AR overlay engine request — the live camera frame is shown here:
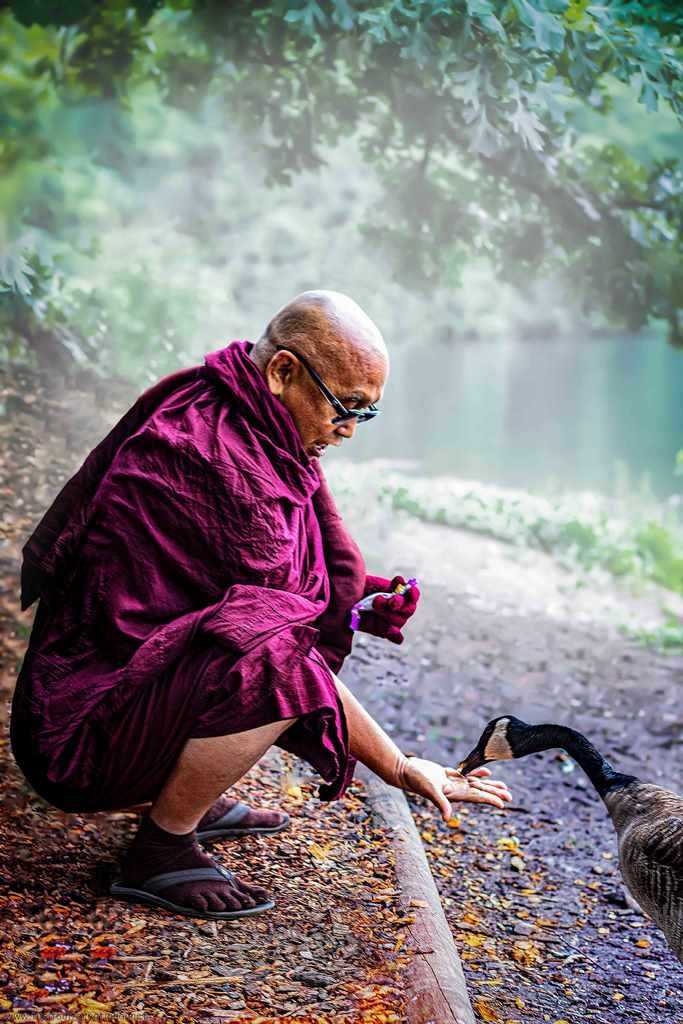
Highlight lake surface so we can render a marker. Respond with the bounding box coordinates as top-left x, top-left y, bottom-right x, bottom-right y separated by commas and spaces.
348, 330, 683, 500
